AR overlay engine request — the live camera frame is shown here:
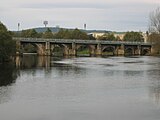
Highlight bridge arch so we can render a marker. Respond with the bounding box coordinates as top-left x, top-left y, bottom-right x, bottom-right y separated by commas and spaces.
141, 48, 151, 55
76, 45, 91, 56
51, 44, 64, 56
102, 46, 115, 56
125, 47, 134, 56
21, 43, 44, 55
